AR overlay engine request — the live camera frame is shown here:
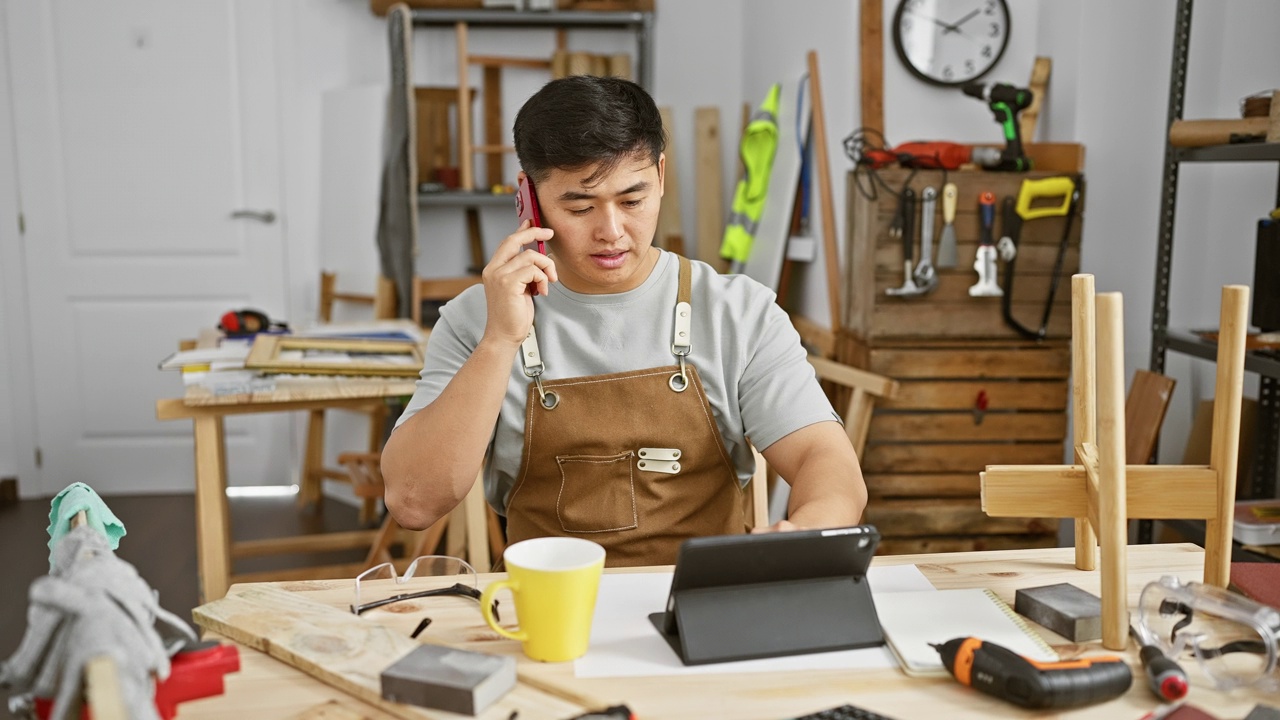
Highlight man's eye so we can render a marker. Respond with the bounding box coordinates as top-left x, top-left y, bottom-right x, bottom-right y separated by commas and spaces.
569, 207, 592, 216
622, 199, 643, 209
